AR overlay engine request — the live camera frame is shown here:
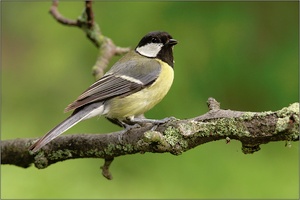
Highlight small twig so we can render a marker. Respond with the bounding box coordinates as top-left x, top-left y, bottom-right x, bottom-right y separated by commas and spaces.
92, 38, 130, 79
85, 1, 94, 28
115, 46, 133, 55
49, 0, 79, 26
49, 0, 130, 80
207, 97, 220, 111
100, 158, 114, 180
